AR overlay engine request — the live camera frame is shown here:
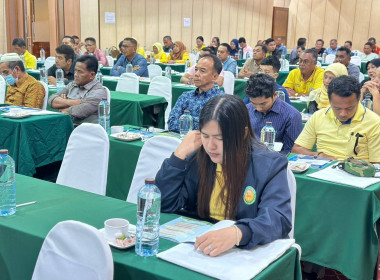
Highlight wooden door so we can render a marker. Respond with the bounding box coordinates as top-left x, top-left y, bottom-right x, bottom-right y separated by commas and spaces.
272, 7, 288, 45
